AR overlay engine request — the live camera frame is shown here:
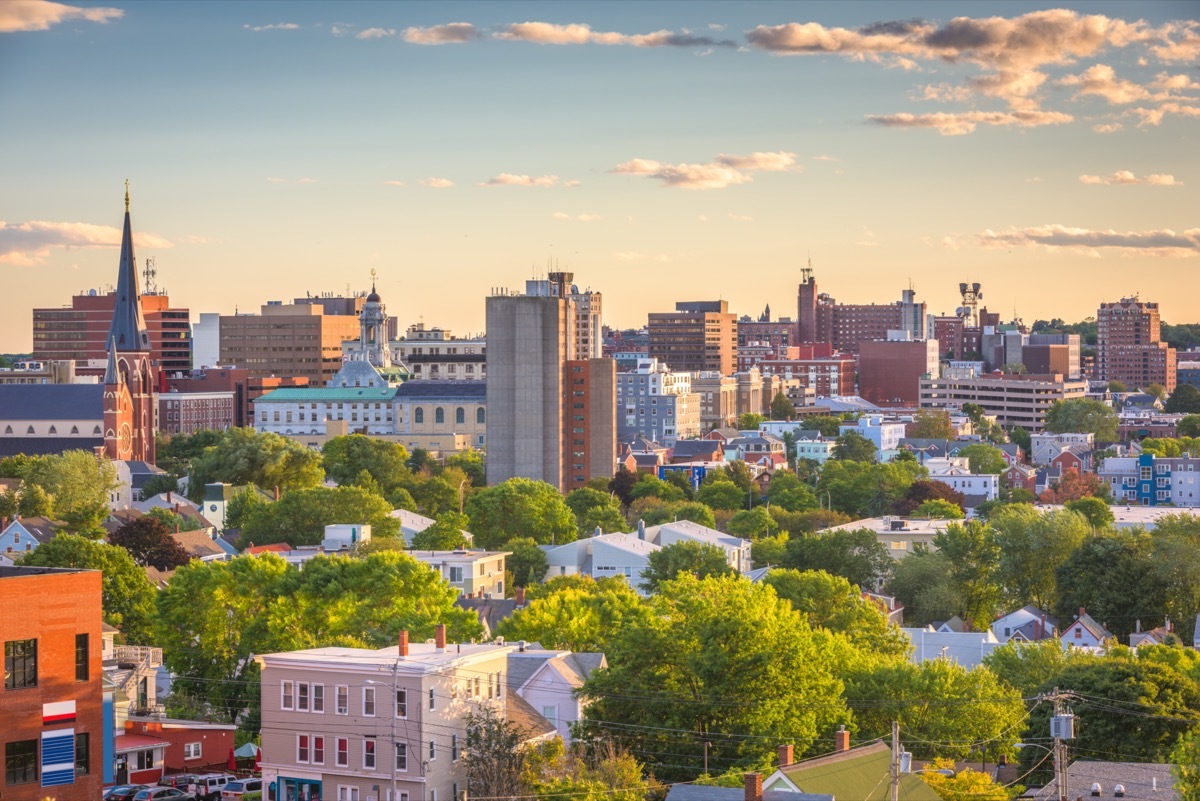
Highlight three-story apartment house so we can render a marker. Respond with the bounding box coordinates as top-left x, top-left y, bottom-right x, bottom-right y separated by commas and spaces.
259, 627, 513, 801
